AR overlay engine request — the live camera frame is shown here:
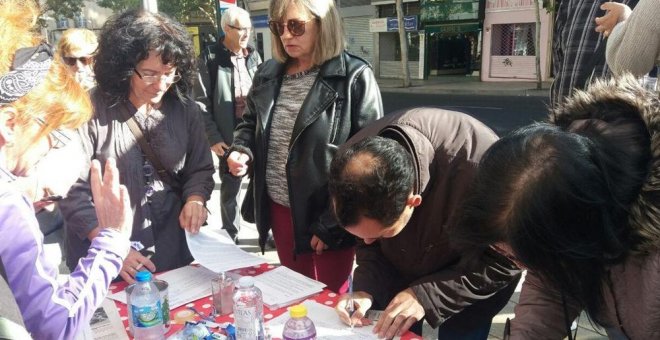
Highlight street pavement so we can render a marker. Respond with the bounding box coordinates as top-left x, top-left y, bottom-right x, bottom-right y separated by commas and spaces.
209, 75, 608, 339
377, 75, 552, 98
